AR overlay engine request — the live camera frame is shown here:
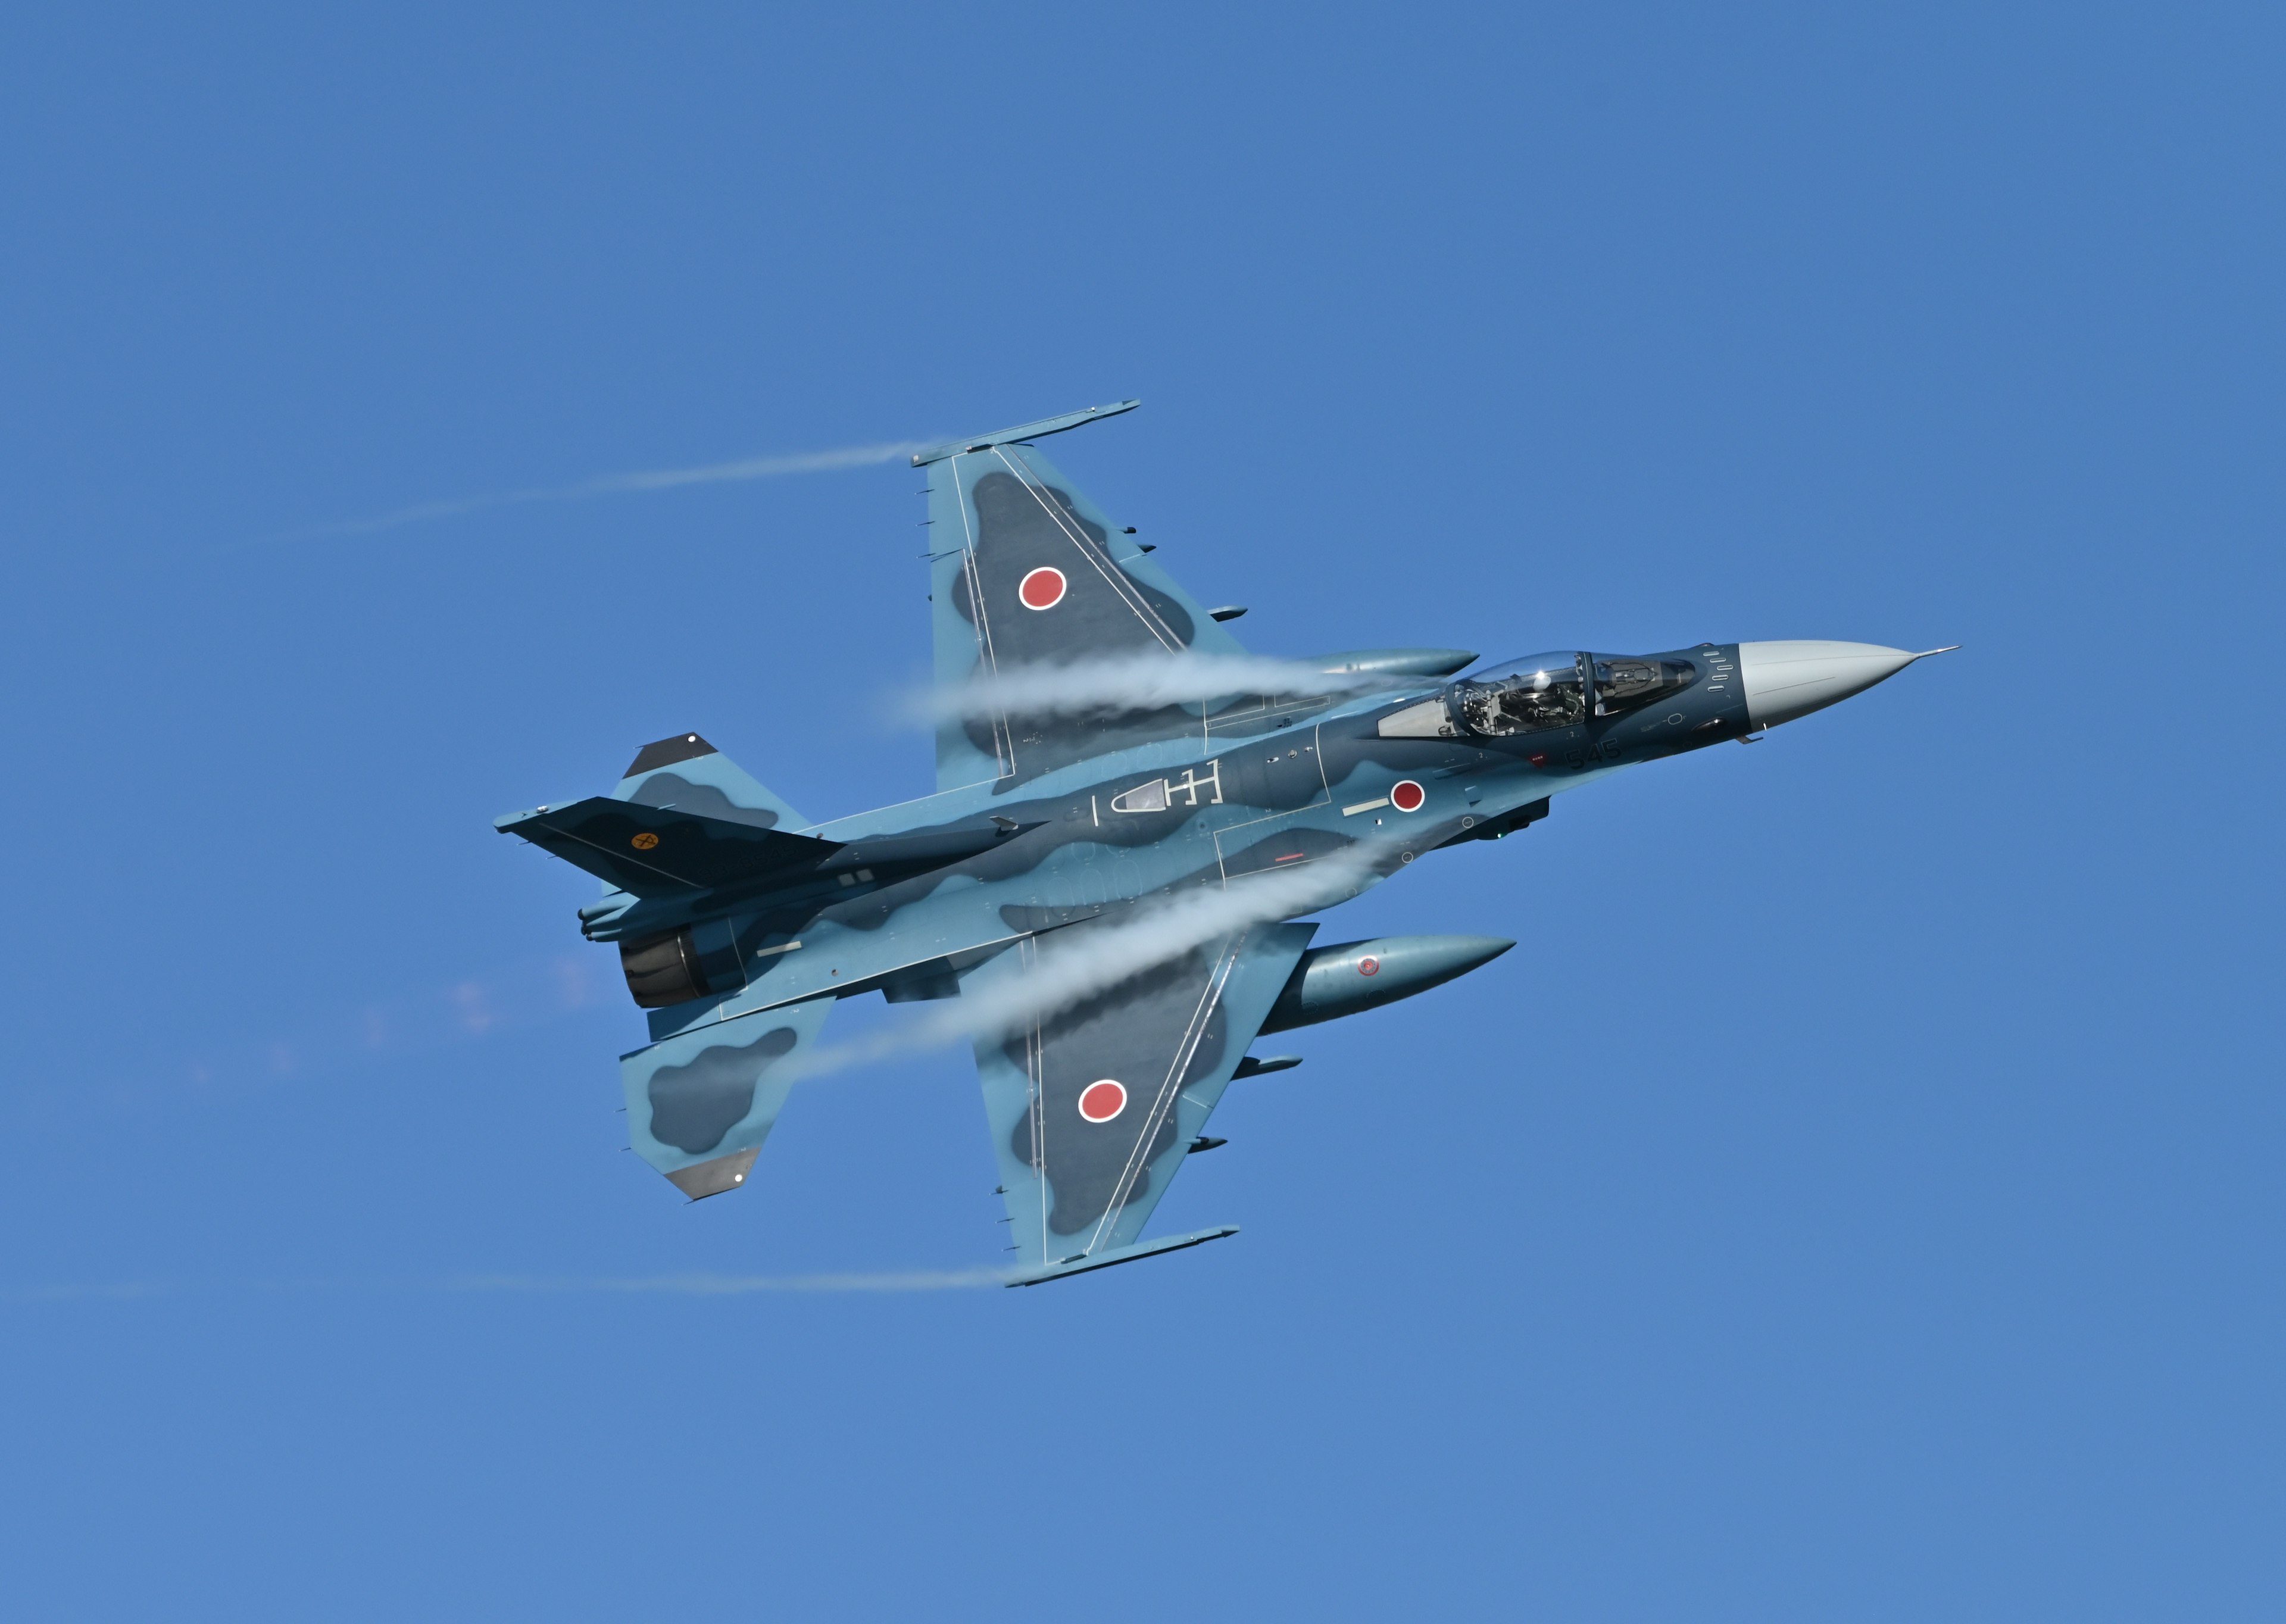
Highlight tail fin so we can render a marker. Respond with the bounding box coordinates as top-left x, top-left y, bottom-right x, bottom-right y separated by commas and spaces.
615, 733, 807, 830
